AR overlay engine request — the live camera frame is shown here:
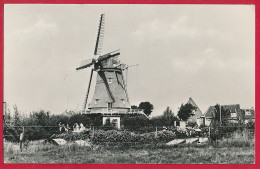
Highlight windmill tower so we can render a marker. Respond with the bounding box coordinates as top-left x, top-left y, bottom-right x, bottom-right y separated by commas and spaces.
76, 14, 143, 128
